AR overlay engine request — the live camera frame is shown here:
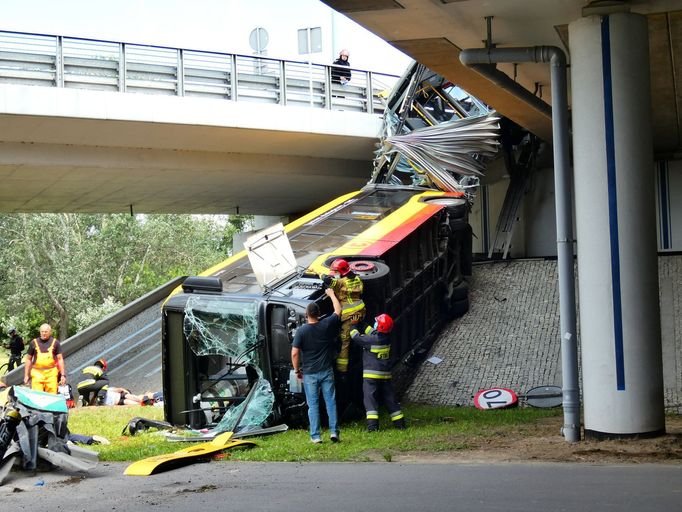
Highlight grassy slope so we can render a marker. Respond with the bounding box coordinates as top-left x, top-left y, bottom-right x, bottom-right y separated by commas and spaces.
68, 404, 561, 462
